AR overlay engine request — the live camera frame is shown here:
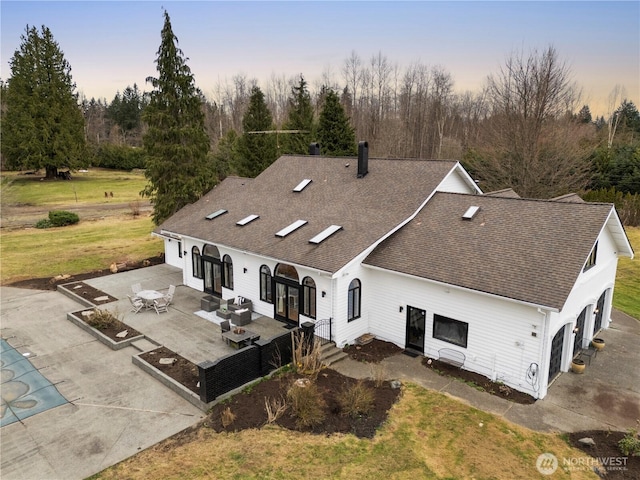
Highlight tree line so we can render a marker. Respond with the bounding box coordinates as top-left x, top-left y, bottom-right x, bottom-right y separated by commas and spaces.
2, 15, 639, 226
